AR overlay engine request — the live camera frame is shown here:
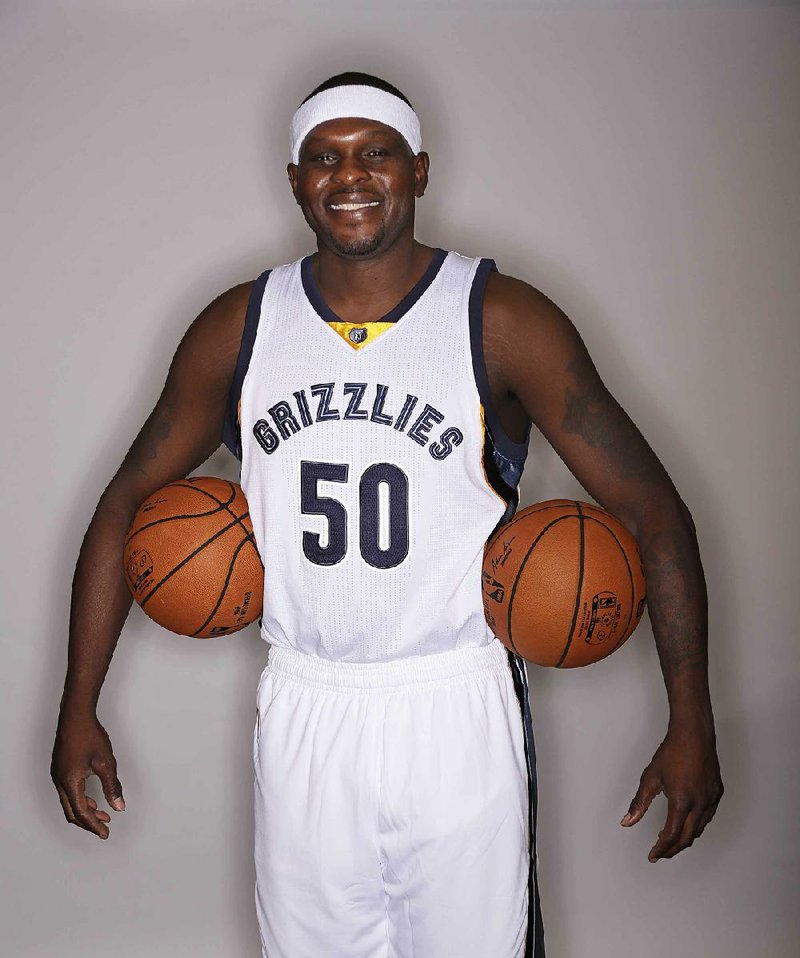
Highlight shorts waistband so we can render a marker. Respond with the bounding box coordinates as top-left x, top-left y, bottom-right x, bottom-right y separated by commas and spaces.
265, 637, 510, 691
